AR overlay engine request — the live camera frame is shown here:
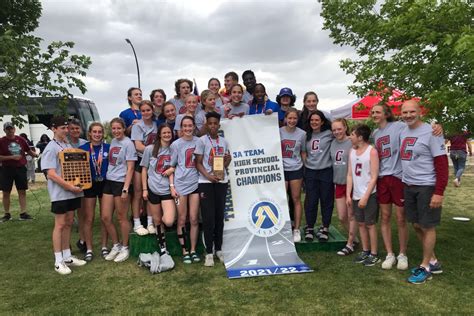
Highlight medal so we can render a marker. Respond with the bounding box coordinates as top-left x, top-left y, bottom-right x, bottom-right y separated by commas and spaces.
95, 175, 104, 182
90, 142, 103, 182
